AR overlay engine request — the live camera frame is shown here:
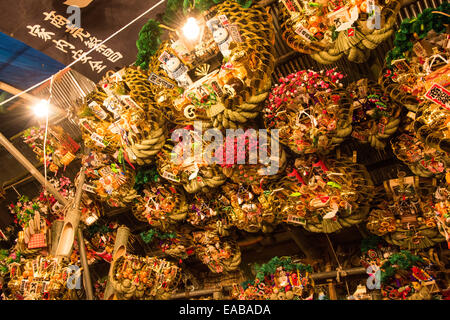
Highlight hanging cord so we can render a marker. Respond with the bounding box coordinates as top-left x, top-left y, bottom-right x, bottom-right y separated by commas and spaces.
0, 0, 165, 107
325, 233, 351, 297
43, 75, 55, 192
